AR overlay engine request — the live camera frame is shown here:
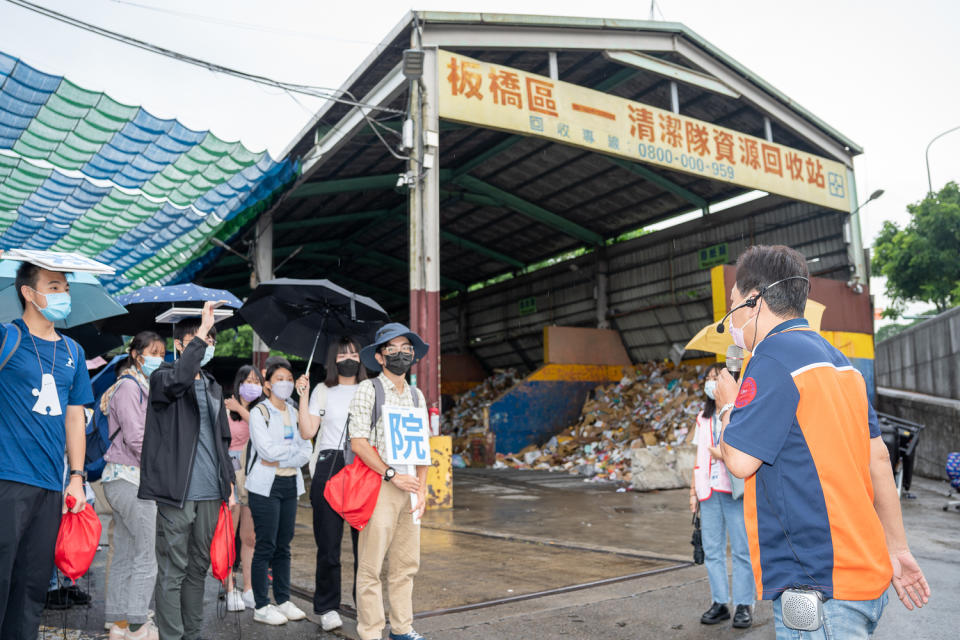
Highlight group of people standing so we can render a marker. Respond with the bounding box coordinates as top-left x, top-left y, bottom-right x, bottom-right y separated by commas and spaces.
0, 253, 432, 640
